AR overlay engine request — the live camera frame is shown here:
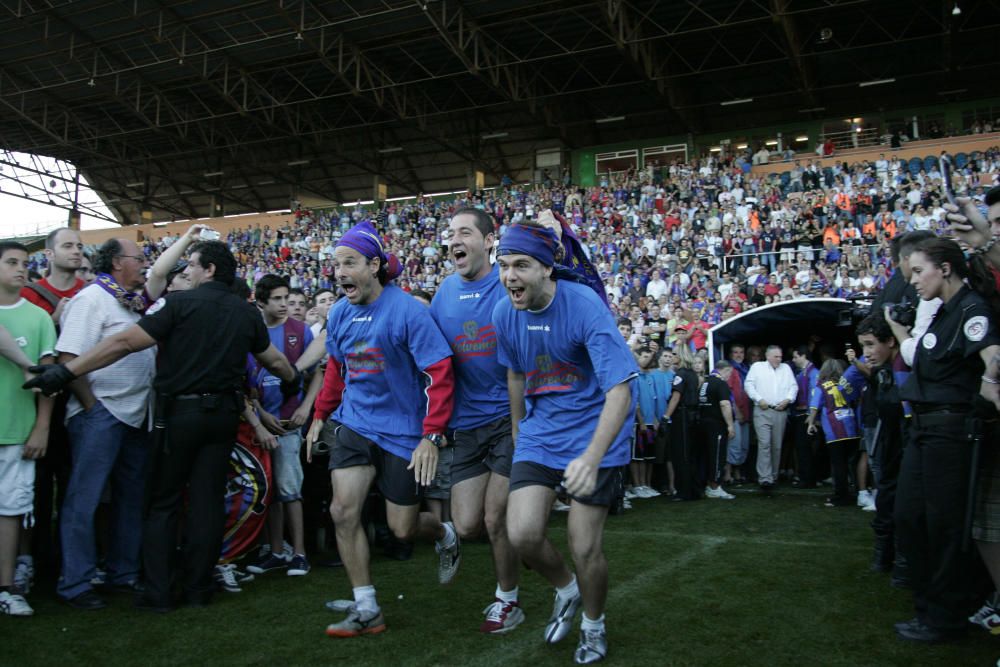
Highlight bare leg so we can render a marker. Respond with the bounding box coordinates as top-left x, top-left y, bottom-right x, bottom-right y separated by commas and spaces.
483, 473, 519, 591
329, 466, 376, 588
0, 516, 18, 587
285, 500, 306, 555
385, 501, 445, 543
450, 472, 488, 540
567, 502, 610, 620
507, 485, 572, 588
